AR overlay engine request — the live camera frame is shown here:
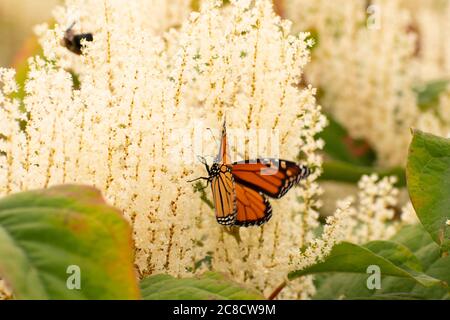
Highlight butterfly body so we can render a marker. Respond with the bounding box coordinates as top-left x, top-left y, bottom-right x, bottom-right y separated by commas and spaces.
193, 121, 310, 227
